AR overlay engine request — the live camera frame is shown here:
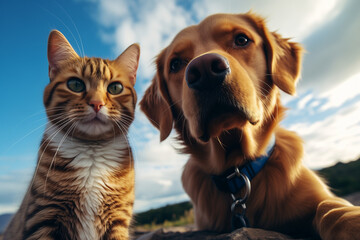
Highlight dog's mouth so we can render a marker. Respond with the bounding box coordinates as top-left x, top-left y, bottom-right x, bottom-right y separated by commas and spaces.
195, 93, 260, 142
182, 52, 261, 143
